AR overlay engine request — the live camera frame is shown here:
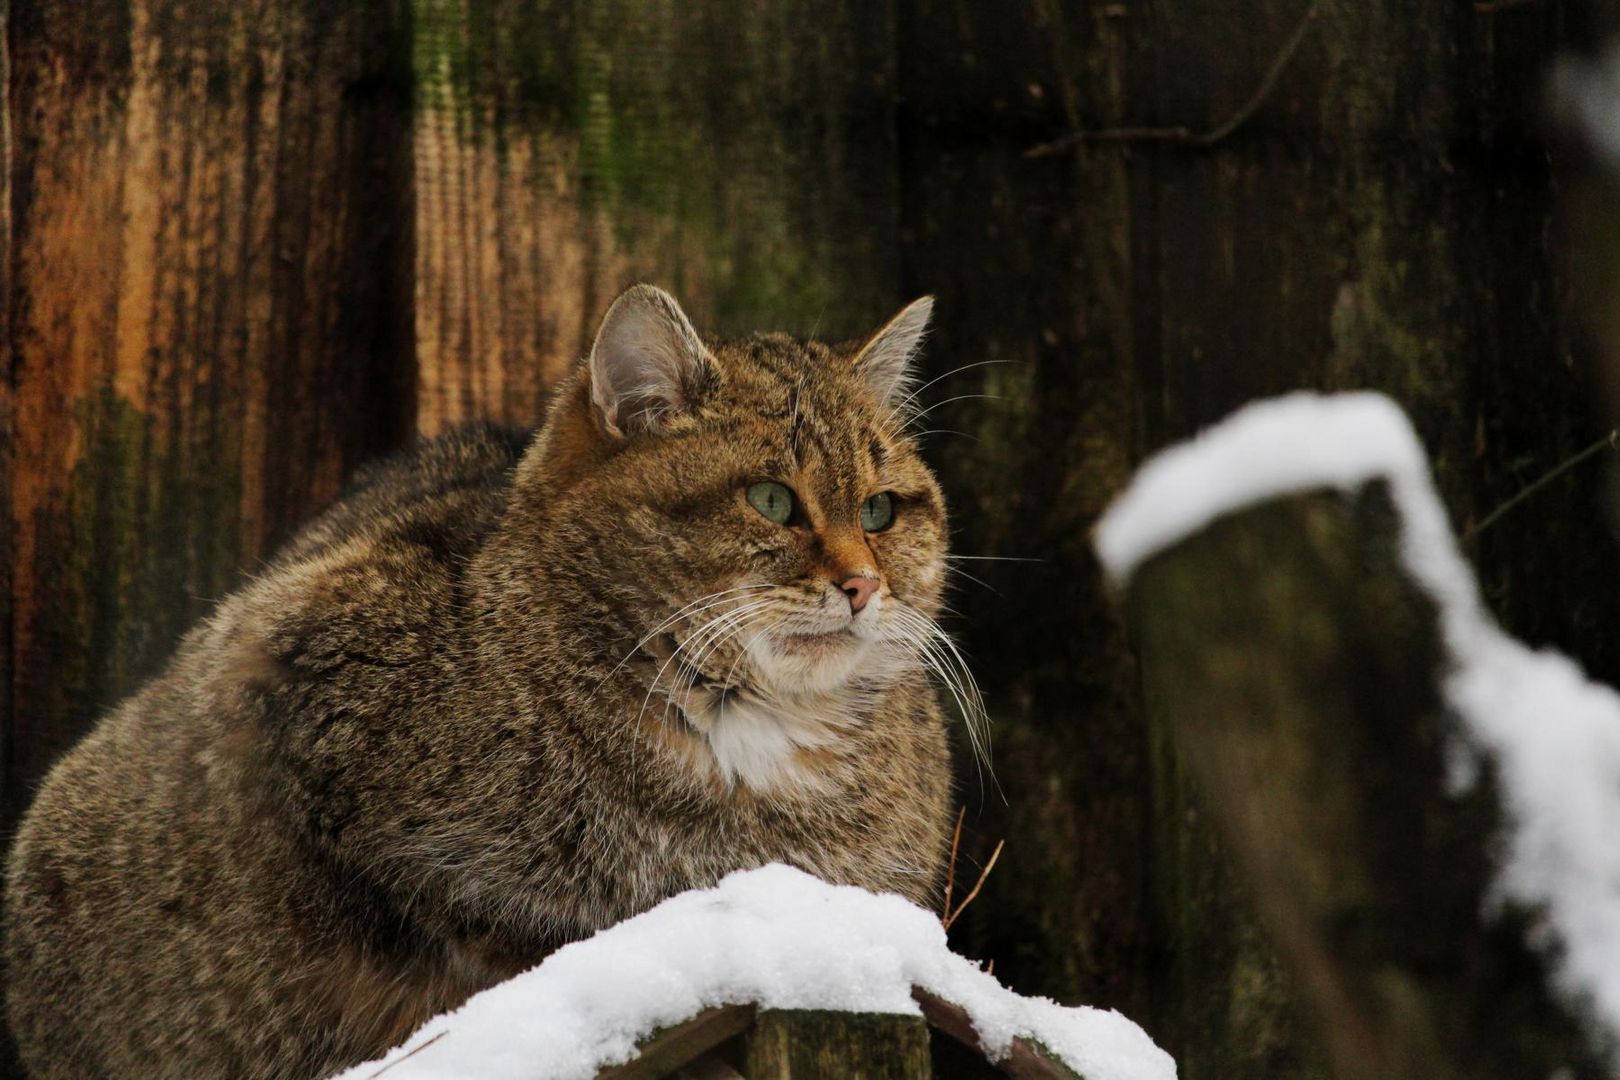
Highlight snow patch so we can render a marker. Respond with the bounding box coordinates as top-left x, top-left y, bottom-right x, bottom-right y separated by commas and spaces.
1552, 44, 1620, 170
330, 864, 1174, 1080
1094, 392, 1428, 586
1097, 391, 1620, 1051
